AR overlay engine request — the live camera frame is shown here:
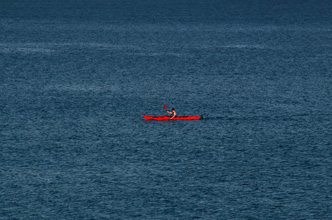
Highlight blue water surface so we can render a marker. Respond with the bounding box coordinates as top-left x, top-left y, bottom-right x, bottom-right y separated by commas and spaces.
1, 1, 332, 219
